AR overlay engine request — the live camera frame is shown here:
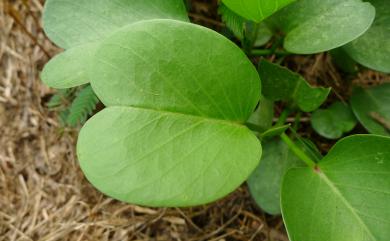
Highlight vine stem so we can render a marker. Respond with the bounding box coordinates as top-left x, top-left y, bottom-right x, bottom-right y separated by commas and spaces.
280, 132, 316, 168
